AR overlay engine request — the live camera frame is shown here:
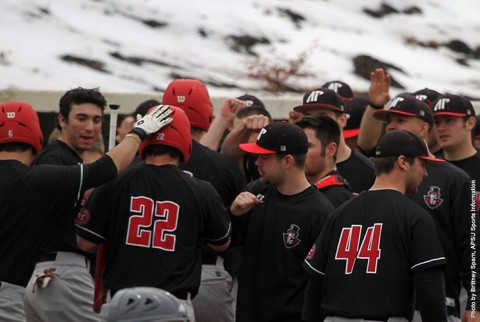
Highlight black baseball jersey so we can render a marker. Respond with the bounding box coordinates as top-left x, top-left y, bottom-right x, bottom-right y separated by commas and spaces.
337, 150, 375, 193
408, 161, 477, 316
233, 180, 335, 322
315, 170, 354, 208
76, 164, 231, 297
32, 140, 85, 253
304, 190, 446, 319
0, 156, 116, 286
181, 140, 245, 206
